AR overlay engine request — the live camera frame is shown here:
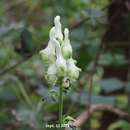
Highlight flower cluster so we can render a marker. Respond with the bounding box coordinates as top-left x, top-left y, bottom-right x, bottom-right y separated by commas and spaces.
40, 16, 81, 87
